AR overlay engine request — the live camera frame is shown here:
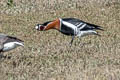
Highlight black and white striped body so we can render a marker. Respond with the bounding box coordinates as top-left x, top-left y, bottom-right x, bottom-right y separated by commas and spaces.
59, 18, 102, 37
0, 34, 24, 52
